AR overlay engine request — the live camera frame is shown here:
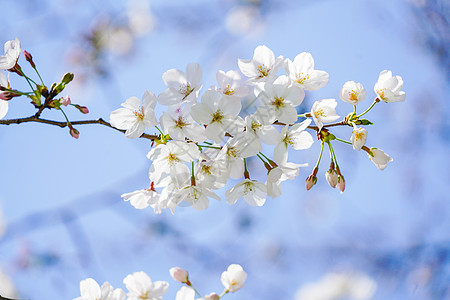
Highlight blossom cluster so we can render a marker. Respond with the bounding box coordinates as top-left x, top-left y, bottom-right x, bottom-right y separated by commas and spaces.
73, 264, 247, 300
111, 45, 405, 213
